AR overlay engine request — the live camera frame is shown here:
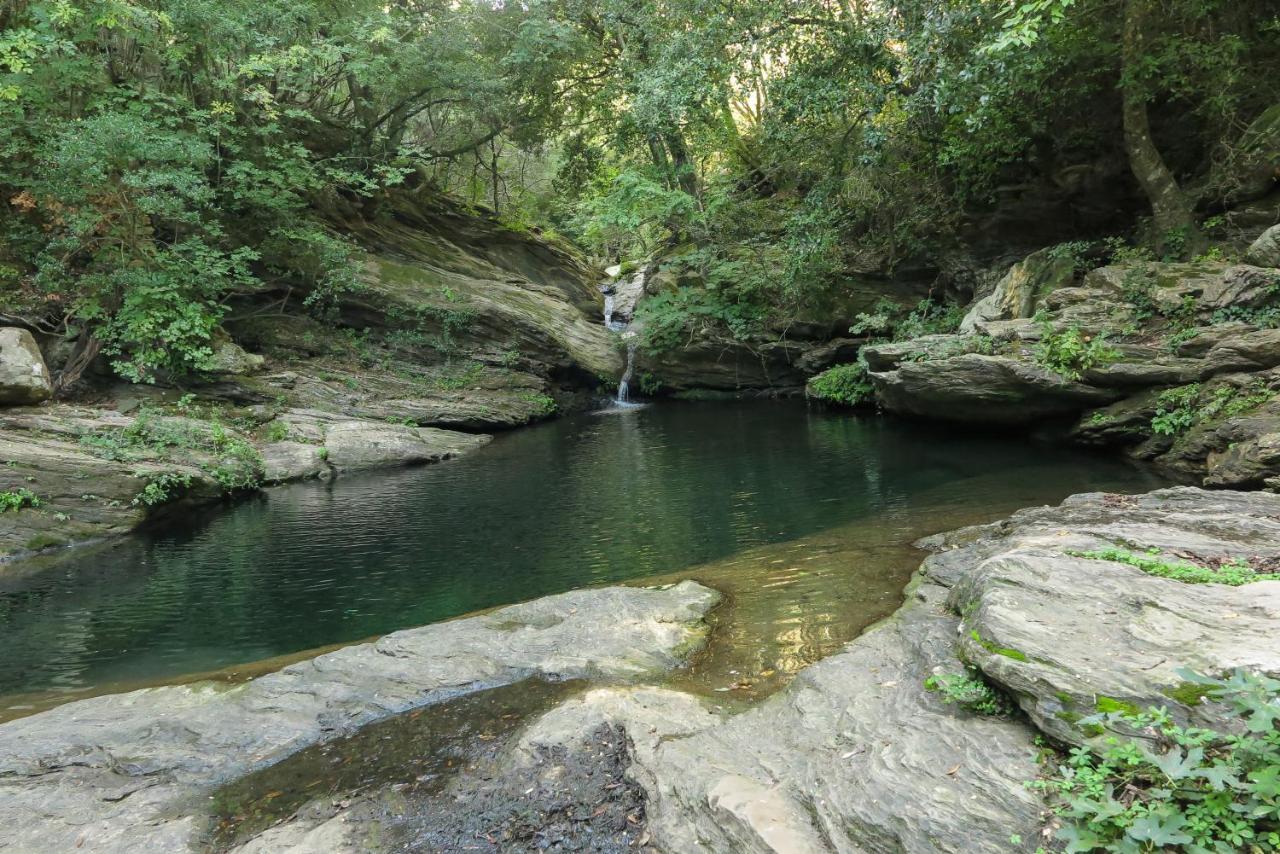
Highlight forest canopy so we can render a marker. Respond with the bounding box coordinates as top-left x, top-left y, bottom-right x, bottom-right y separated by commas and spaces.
1, 0, 1277, 384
